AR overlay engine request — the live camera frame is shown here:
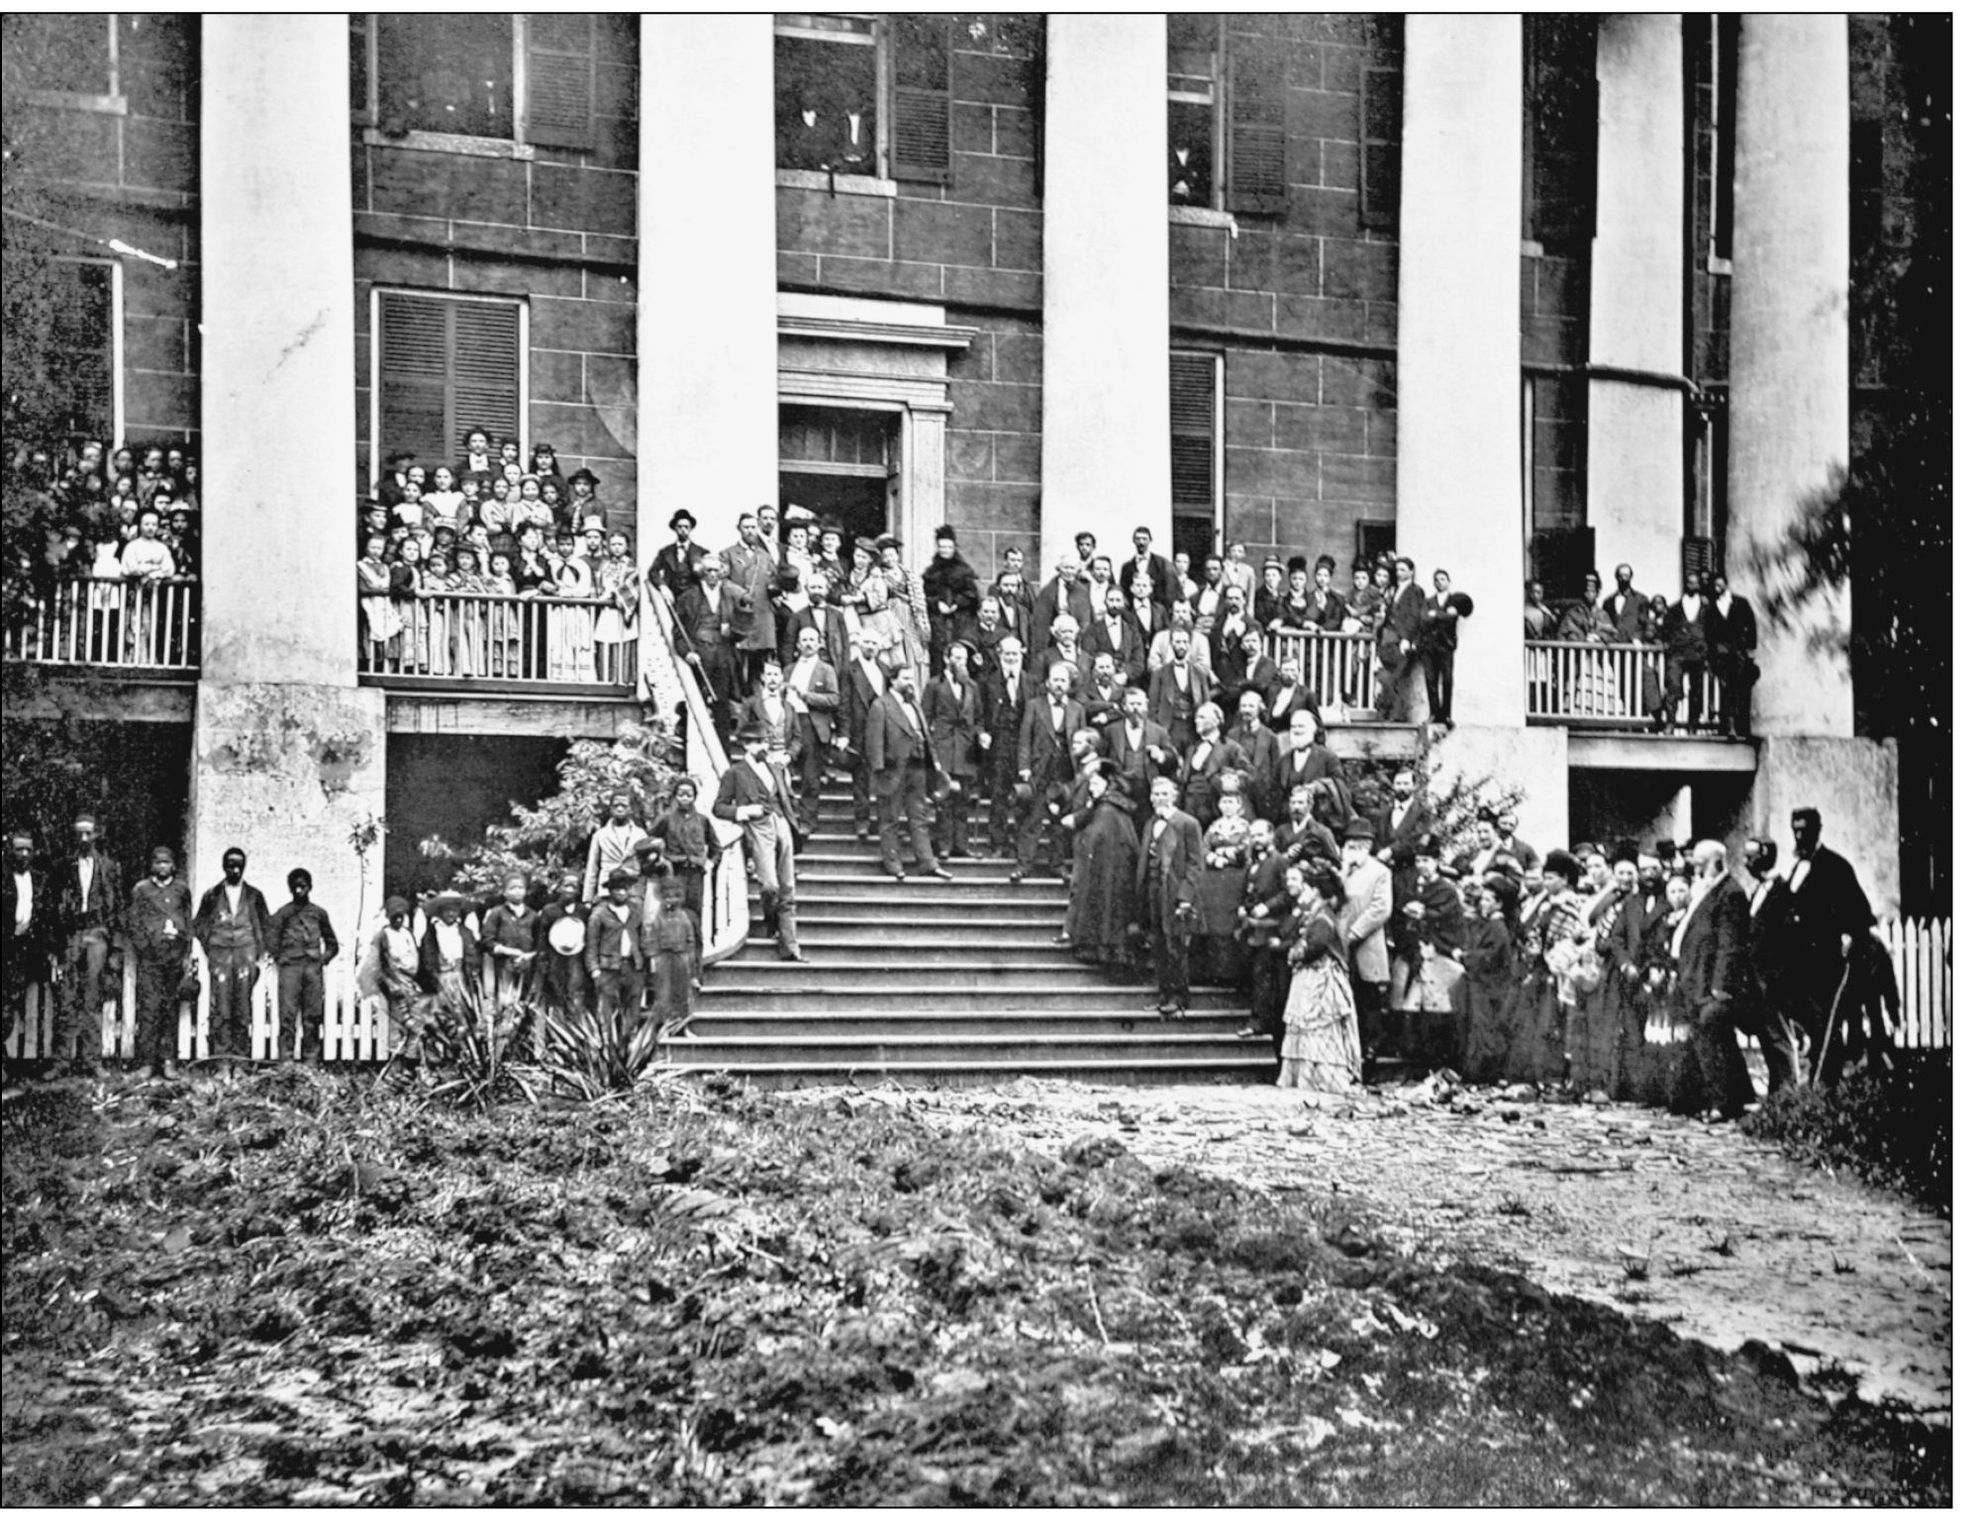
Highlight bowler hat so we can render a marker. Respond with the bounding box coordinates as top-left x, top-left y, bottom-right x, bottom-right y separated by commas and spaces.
669, 509, 697, 531
605, 868, 639, 889
569, 468, 601, 487
1342, 818, 1375, 843
738, 719, 773, 743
